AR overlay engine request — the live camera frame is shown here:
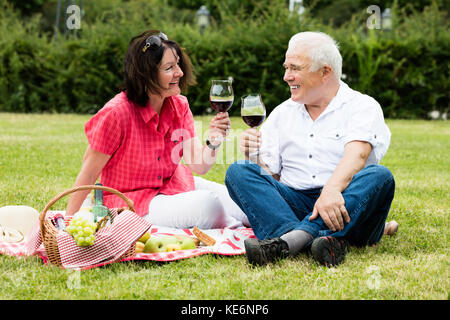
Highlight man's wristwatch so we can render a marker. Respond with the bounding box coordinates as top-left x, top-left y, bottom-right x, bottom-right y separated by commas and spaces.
206, 138, 222, 150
